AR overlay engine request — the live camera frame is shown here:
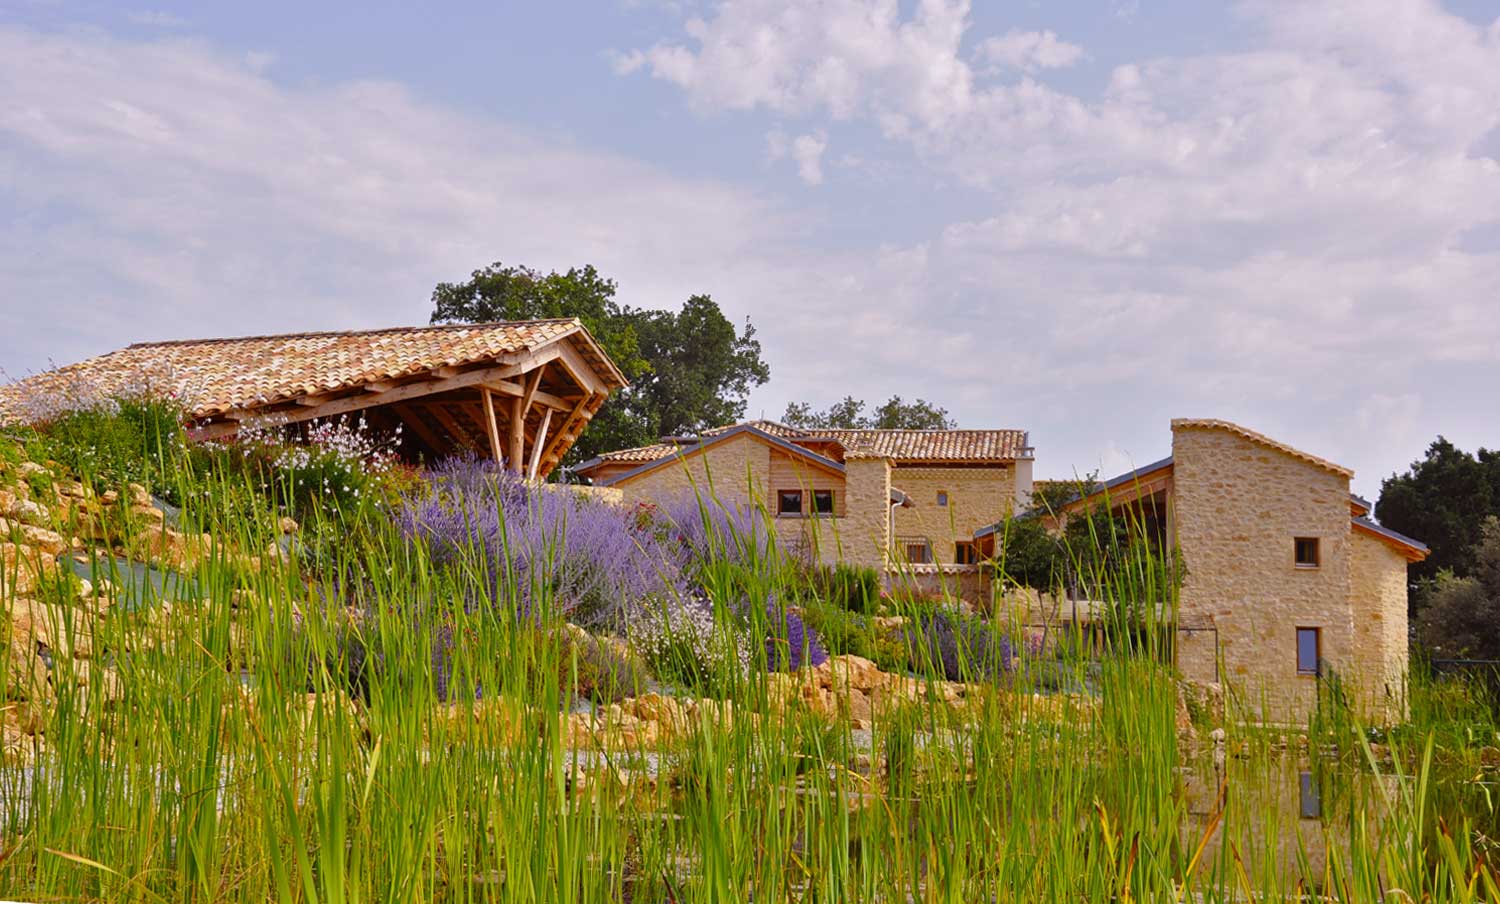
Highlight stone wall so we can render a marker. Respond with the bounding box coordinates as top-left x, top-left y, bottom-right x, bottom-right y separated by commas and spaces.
890, 466, 1014, 565
615, 432, 773, 510
1173, 423, 1354, 723
840, 458, 893, 568
1349, 530, 1411, 722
